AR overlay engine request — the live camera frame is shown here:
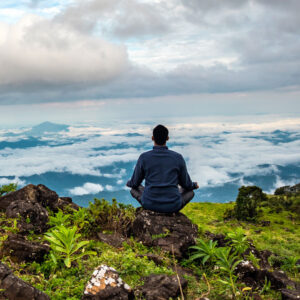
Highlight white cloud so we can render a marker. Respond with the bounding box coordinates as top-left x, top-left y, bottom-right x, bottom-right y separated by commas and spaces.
69, 182, 104, 196
0, 131, 147, 177
264, 175, 300, 194
0, 177, 26, 187
105, 185, 113, 191
0, 14, 128, 86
